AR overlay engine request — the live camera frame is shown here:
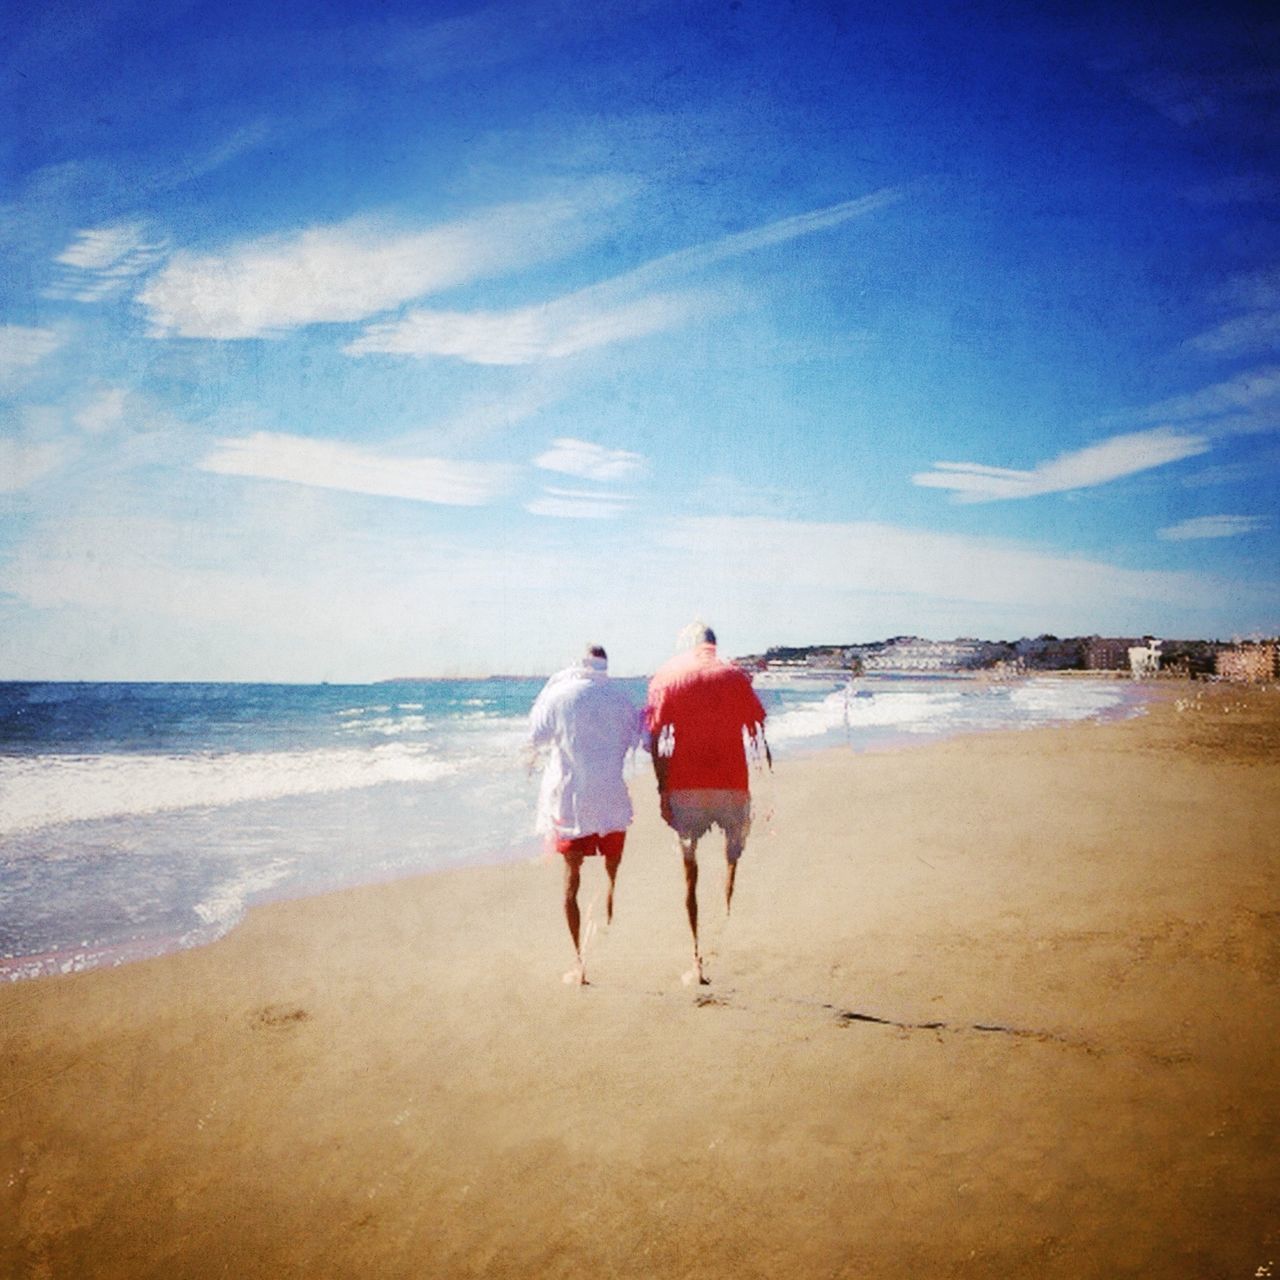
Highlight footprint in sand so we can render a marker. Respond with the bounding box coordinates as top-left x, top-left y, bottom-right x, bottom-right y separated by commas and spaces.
252, 1005, 310, 1029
